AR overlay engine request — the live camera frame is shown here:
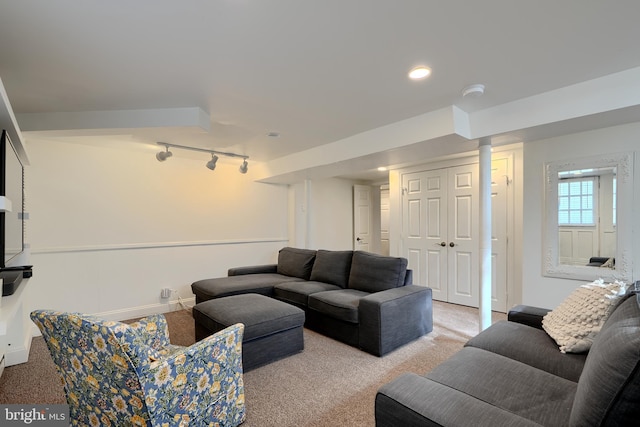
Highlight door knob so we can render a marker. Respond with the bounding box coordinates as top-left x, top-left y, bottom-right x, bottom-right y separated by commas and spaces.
439, 242, 446, 247
449, 242, 455, 247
